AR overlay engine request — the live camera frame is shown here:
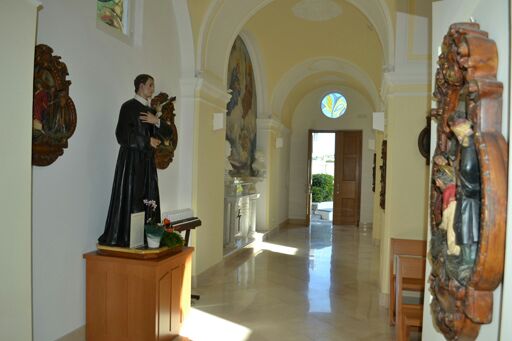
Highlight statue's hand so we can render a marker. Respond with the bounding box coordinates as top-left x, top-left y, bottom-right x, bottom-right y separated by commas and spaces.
150, 137, 161, 149
140, 111, 159, 125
